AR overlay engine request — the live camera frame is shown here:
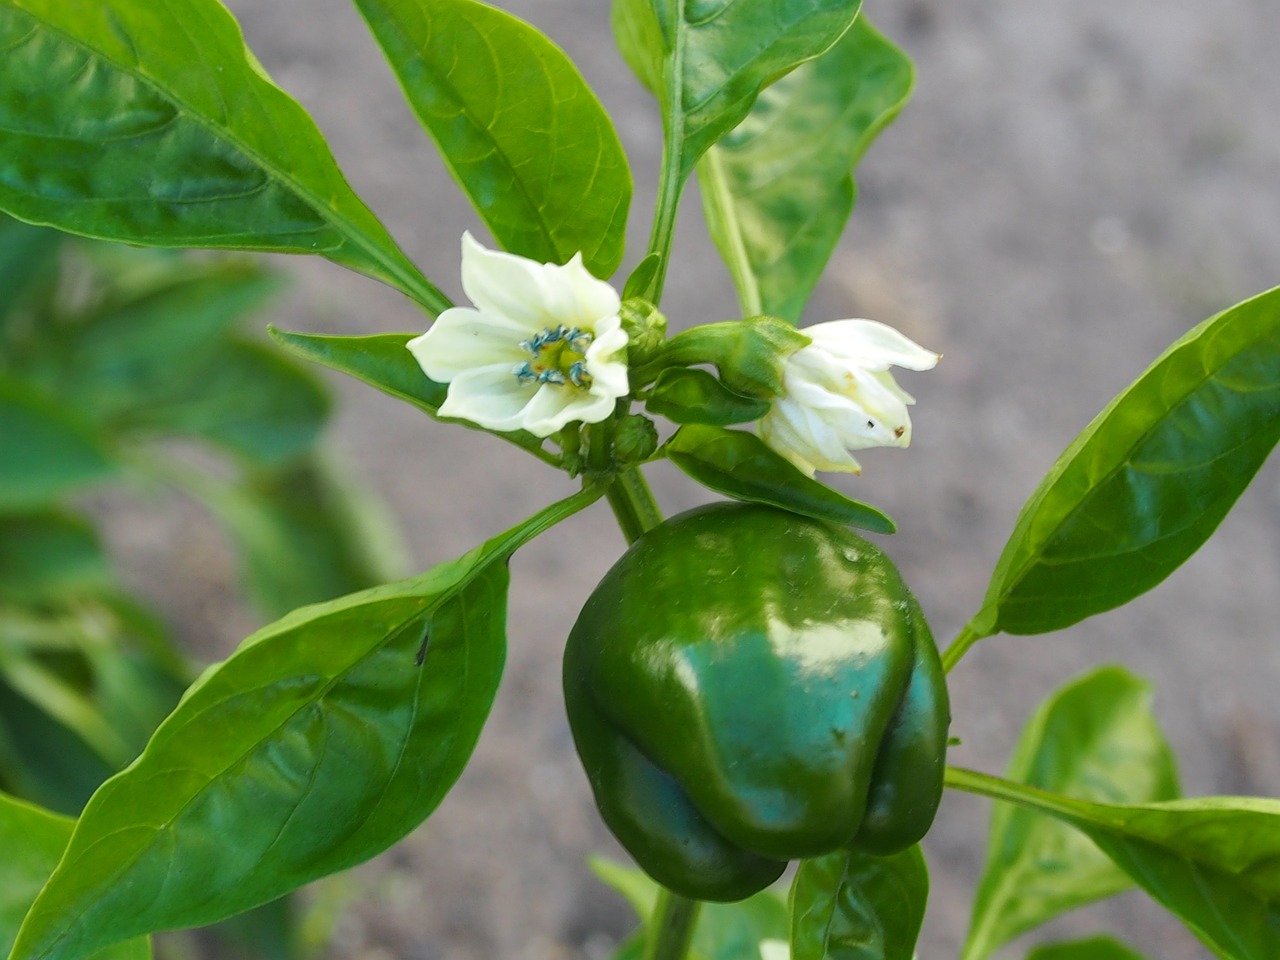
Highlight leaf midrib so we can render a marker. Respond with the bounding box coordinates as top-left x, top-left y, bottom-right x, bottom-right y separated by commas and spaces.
982, 314, 1278, 630
6, 4, 420, 298
24, 600, 434, 960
